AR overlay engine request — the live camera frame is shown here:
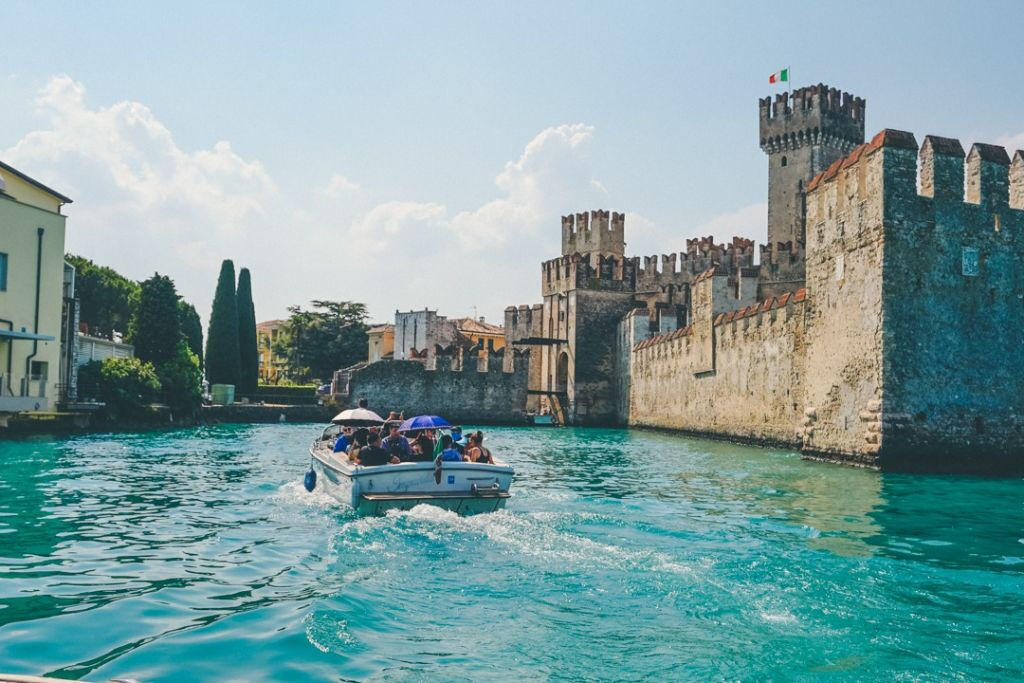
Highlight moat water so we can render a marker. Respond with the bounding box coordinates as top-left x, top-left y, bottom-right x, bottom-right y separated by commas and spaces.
1, 424, 1022, 681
